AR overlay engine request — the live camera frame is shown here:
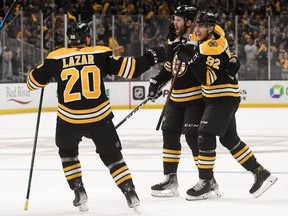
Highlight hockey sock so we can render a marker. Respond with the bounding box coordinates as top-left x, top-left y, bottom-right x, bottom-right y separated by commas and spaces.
61, 156, 83, 189
198, 149, 216, 180
108, 159, 134, 191
229, 141, 259, 172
